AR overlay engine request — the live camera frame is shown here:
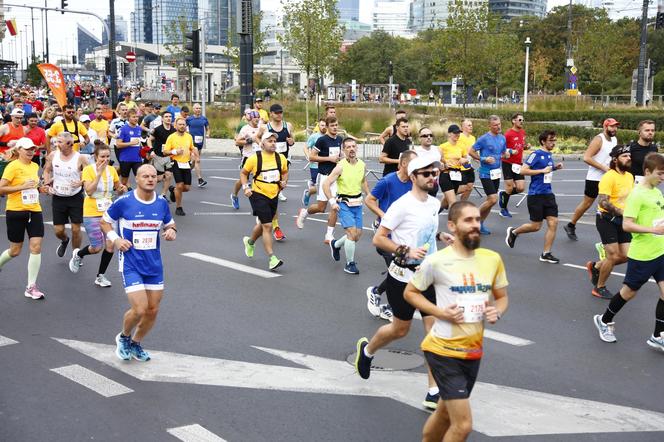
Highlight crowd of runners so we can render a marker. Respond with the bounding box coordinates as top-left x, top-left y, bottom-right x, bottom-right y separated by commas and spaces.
2, 87, 664, 441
